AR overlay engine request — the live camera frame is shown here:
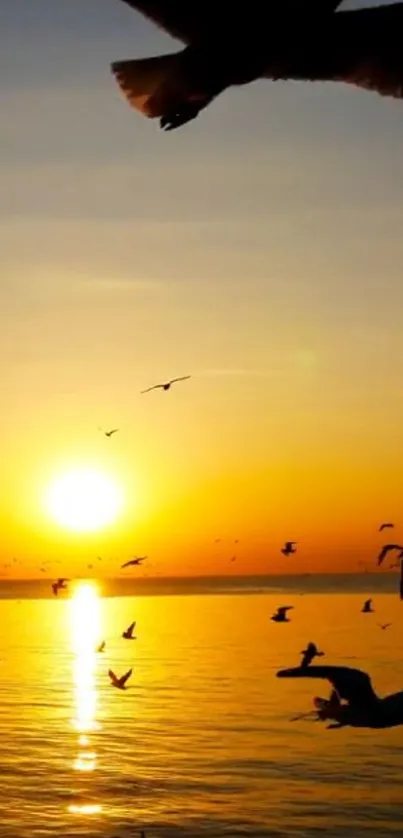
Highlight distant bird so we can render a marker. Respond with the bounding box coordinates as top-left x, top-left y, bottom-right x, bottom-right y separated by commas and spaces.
100, 427, 119, 437
378, 623, 392, 631
300, 642, 324, 668
230, 555, 236, 563
97, 640, 106, 653
379, 522, 394, 532
122, 621, 136, 639
121, 556, 147, 568
52, 578, 69, 596
281, 541, 297, 557
108, 668, 133, 690
377, 544, 403, 566
277, 664, 403, 729
361, 598, 373, 613
141, 376, 190, 394
271, 606, 293, 623
110, 2, 403, 132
